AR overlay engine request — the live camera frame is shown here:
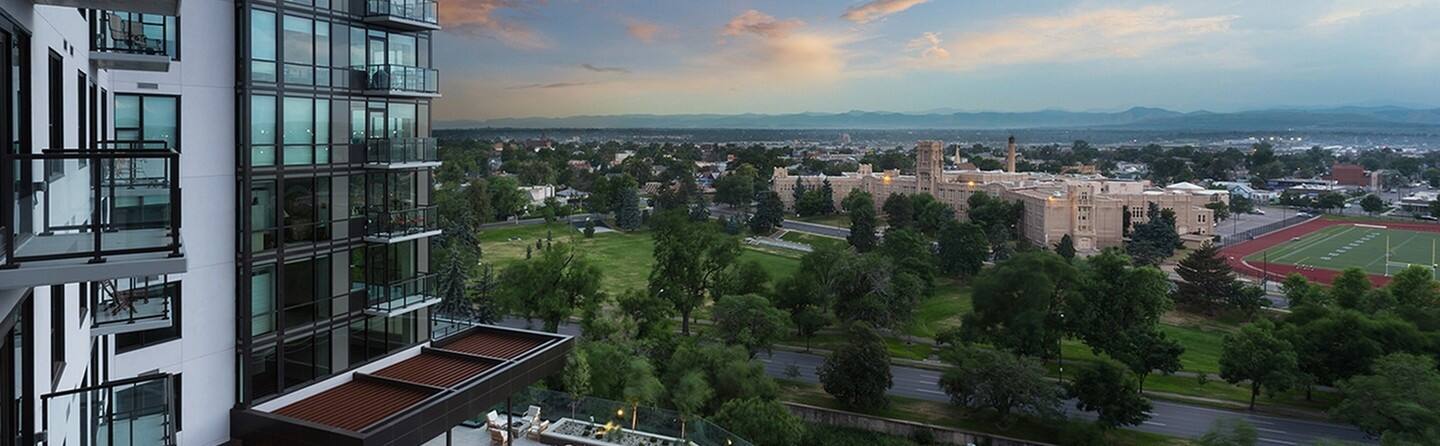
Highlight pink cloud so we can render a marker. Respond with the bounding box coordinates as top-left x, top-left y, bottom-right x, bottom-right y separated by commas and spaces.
626, 19, 662, 43
441, 0, 547, 49
842, 0, 930, 24
723, 10, 805, 38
